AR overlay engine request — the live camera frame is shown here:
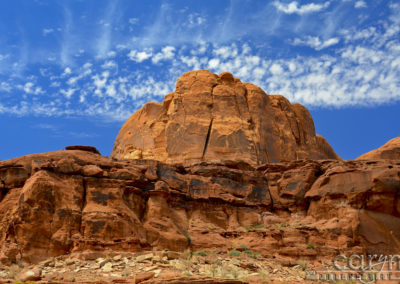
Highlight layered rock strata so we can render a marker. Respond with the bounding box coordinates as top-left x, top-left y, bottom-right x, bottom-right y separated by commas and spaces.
0, 149, 398, 265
